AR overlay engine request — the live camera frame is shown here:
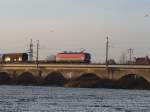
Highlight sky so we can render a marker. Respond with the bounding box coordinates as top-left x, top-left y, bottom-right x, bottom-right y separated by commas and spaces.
0, 0, 150, 62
